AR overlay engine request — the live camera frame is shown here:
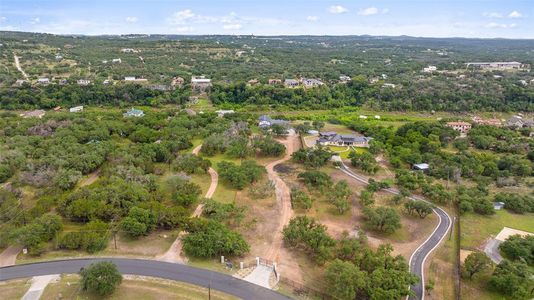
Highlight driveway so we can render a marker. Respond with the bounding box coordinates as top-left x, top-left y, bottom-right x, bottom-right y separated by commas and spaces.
0, 258, 290, 300
334, 157, 452, 300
